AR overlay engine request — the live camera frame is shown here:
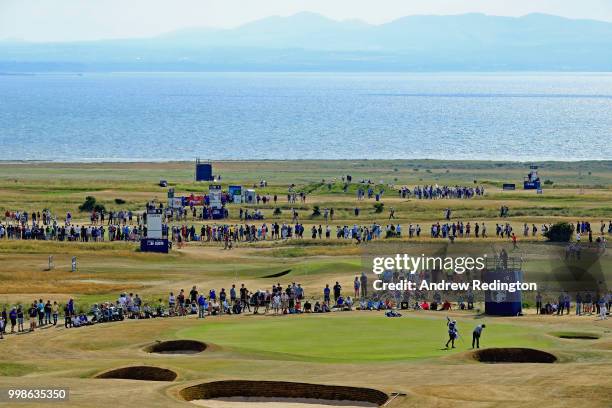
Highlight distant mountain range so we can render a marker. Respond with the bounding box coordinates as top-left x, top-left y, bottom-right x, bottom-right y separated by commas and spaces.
1, 12, 612, 71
